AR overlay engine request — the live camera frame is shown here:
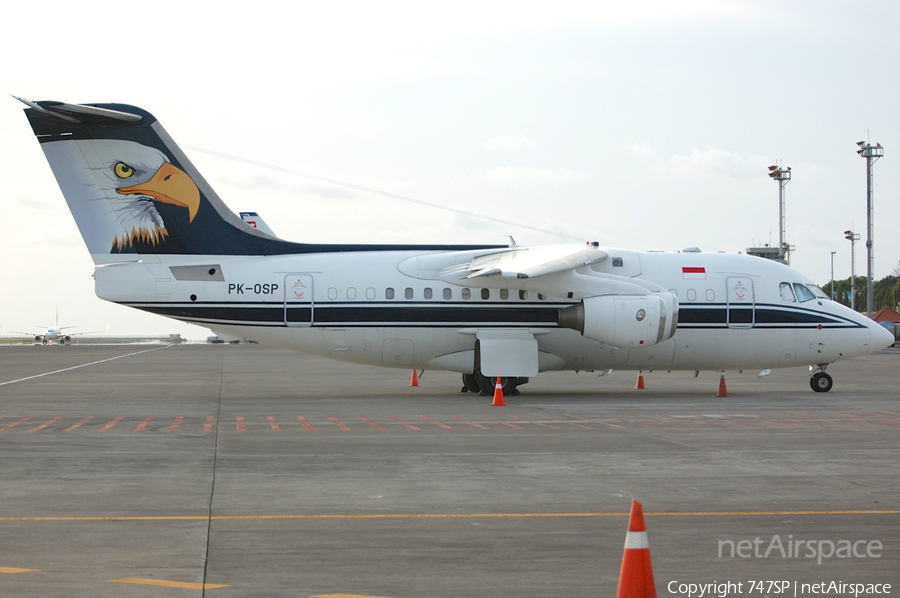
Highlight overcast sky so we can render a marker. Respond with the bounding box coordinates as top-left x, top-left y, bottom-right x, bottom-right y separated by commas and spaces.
2, 0, 898, 339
